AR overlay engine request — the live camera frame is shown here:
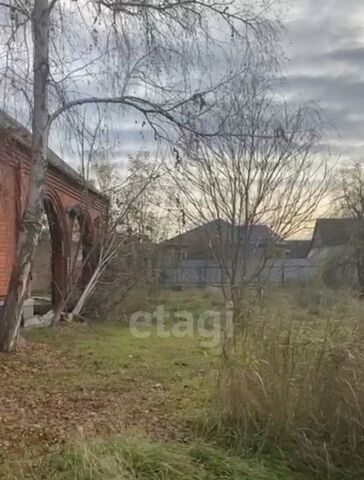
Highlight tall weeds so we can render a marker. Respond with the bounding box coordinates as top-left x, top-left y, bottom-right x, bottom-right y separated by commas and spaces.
216, 288, 364, 478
